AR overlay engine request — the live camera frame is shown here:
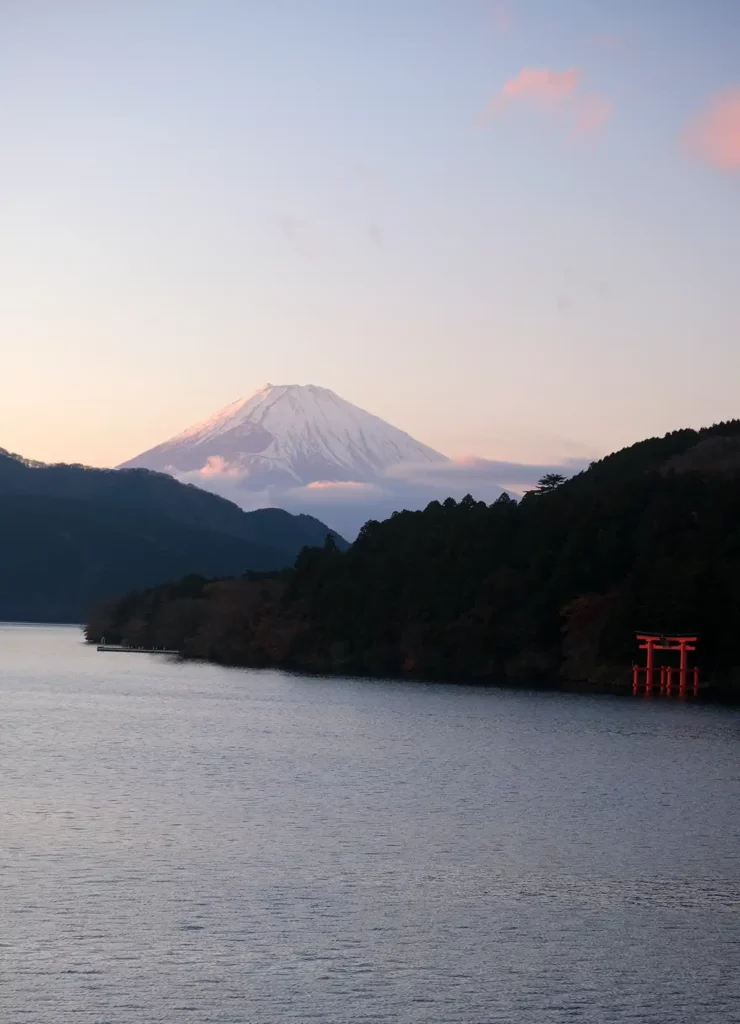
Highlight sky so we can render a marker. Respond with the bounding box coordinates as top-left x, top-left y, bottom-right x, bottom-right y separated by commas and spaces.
1, 0, 740, 472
